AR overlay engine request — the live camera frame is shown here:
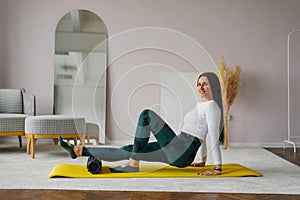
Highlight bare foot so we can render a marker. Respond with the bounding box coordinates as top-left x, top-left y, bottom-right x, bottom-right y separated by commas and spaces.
190, 162, 206, 167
